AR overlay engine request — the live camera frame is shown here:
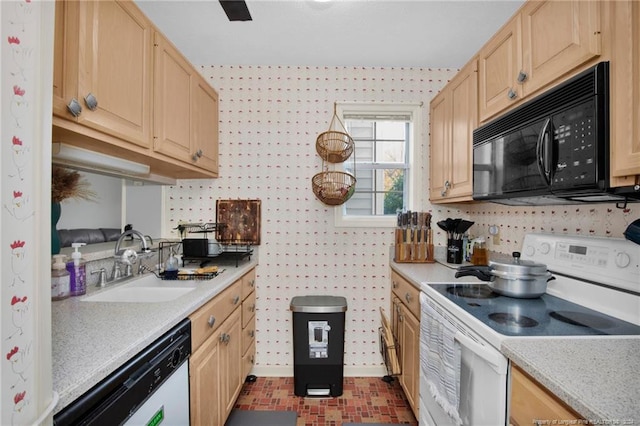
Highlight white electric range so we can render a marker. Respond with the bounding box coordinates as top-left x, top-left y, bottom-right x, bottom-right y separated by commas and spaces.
419, 233, 640, 426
